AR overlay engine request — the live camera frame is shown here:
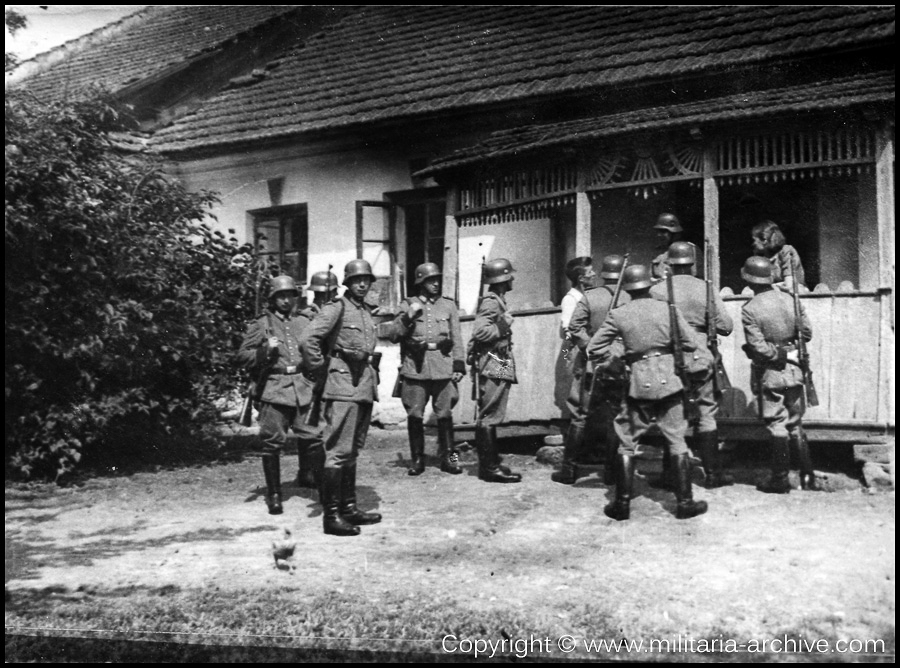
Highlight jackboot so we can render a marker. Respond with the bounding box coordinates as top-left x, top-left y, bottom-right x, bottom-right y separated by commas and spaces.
758, 435, 792, 494
406, 416, 426, 476
296, 440, 324, 489
261, 453, 283, 515
604, 454, 634, 521
792, 428, 821, 491
602, 425, 618, 485
437, 418, 462, 474
320, 467, 359, 536
339, 461, 382, 525
489, 426, 518, 476
697, 431, 734, 489
476, 425, 521, 483
551, 423, 583, 484
673, 453, 708, 519
647, 448, 675, 491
